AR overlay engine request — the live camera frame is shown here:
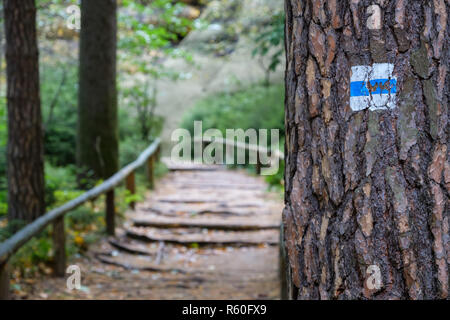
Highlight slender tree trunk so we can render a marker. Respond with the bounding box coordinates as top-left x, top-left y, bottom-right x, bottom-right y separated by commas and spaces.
4, 0, 45, 223
77, 0, 118, 180
283, 0, 449, 299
